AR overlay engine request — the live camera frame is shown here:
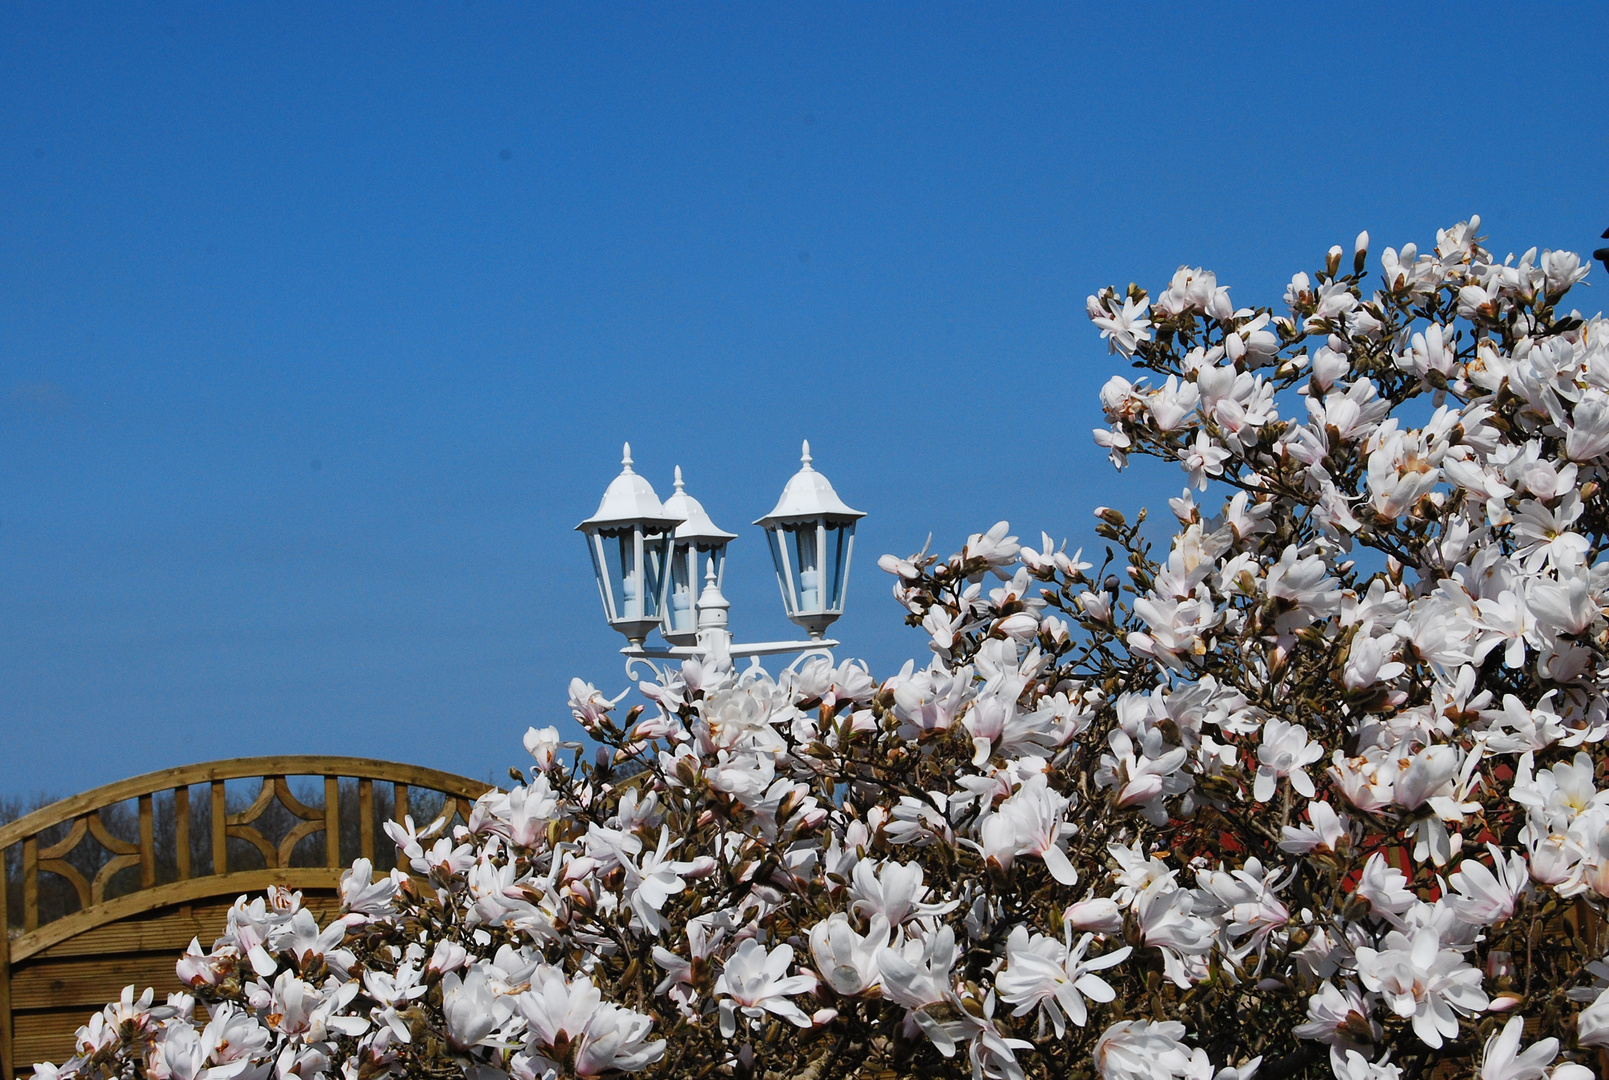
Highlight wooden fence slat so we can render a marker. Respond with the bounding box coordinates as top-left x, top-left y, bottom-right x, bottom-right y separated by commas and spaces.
323, 778, 339, 868
210, 782, 226, 878
21, 839, 37, 933
394, 783, 409, 827
174, 787, 190, 881
359, 779, 374, 864
138, 795, 155, 889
